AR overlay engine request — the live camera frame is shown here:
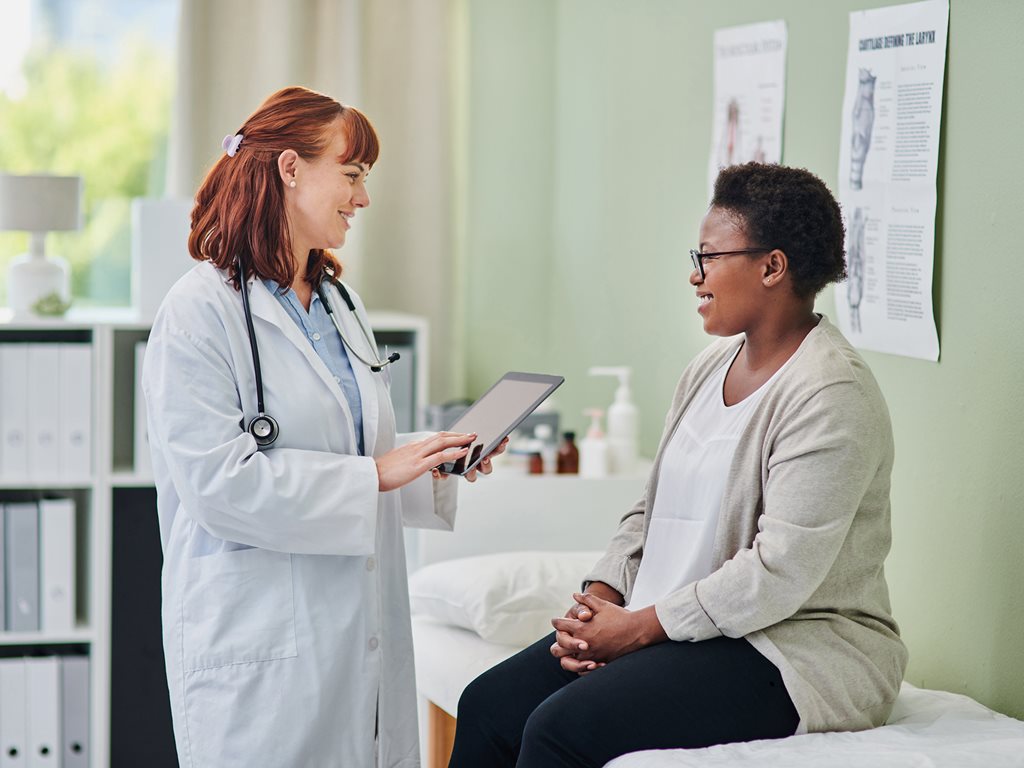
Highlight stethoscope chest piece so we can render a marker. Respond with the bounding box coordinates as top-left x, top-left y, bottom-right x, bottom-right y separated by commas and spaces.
248, 413, 279, 447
